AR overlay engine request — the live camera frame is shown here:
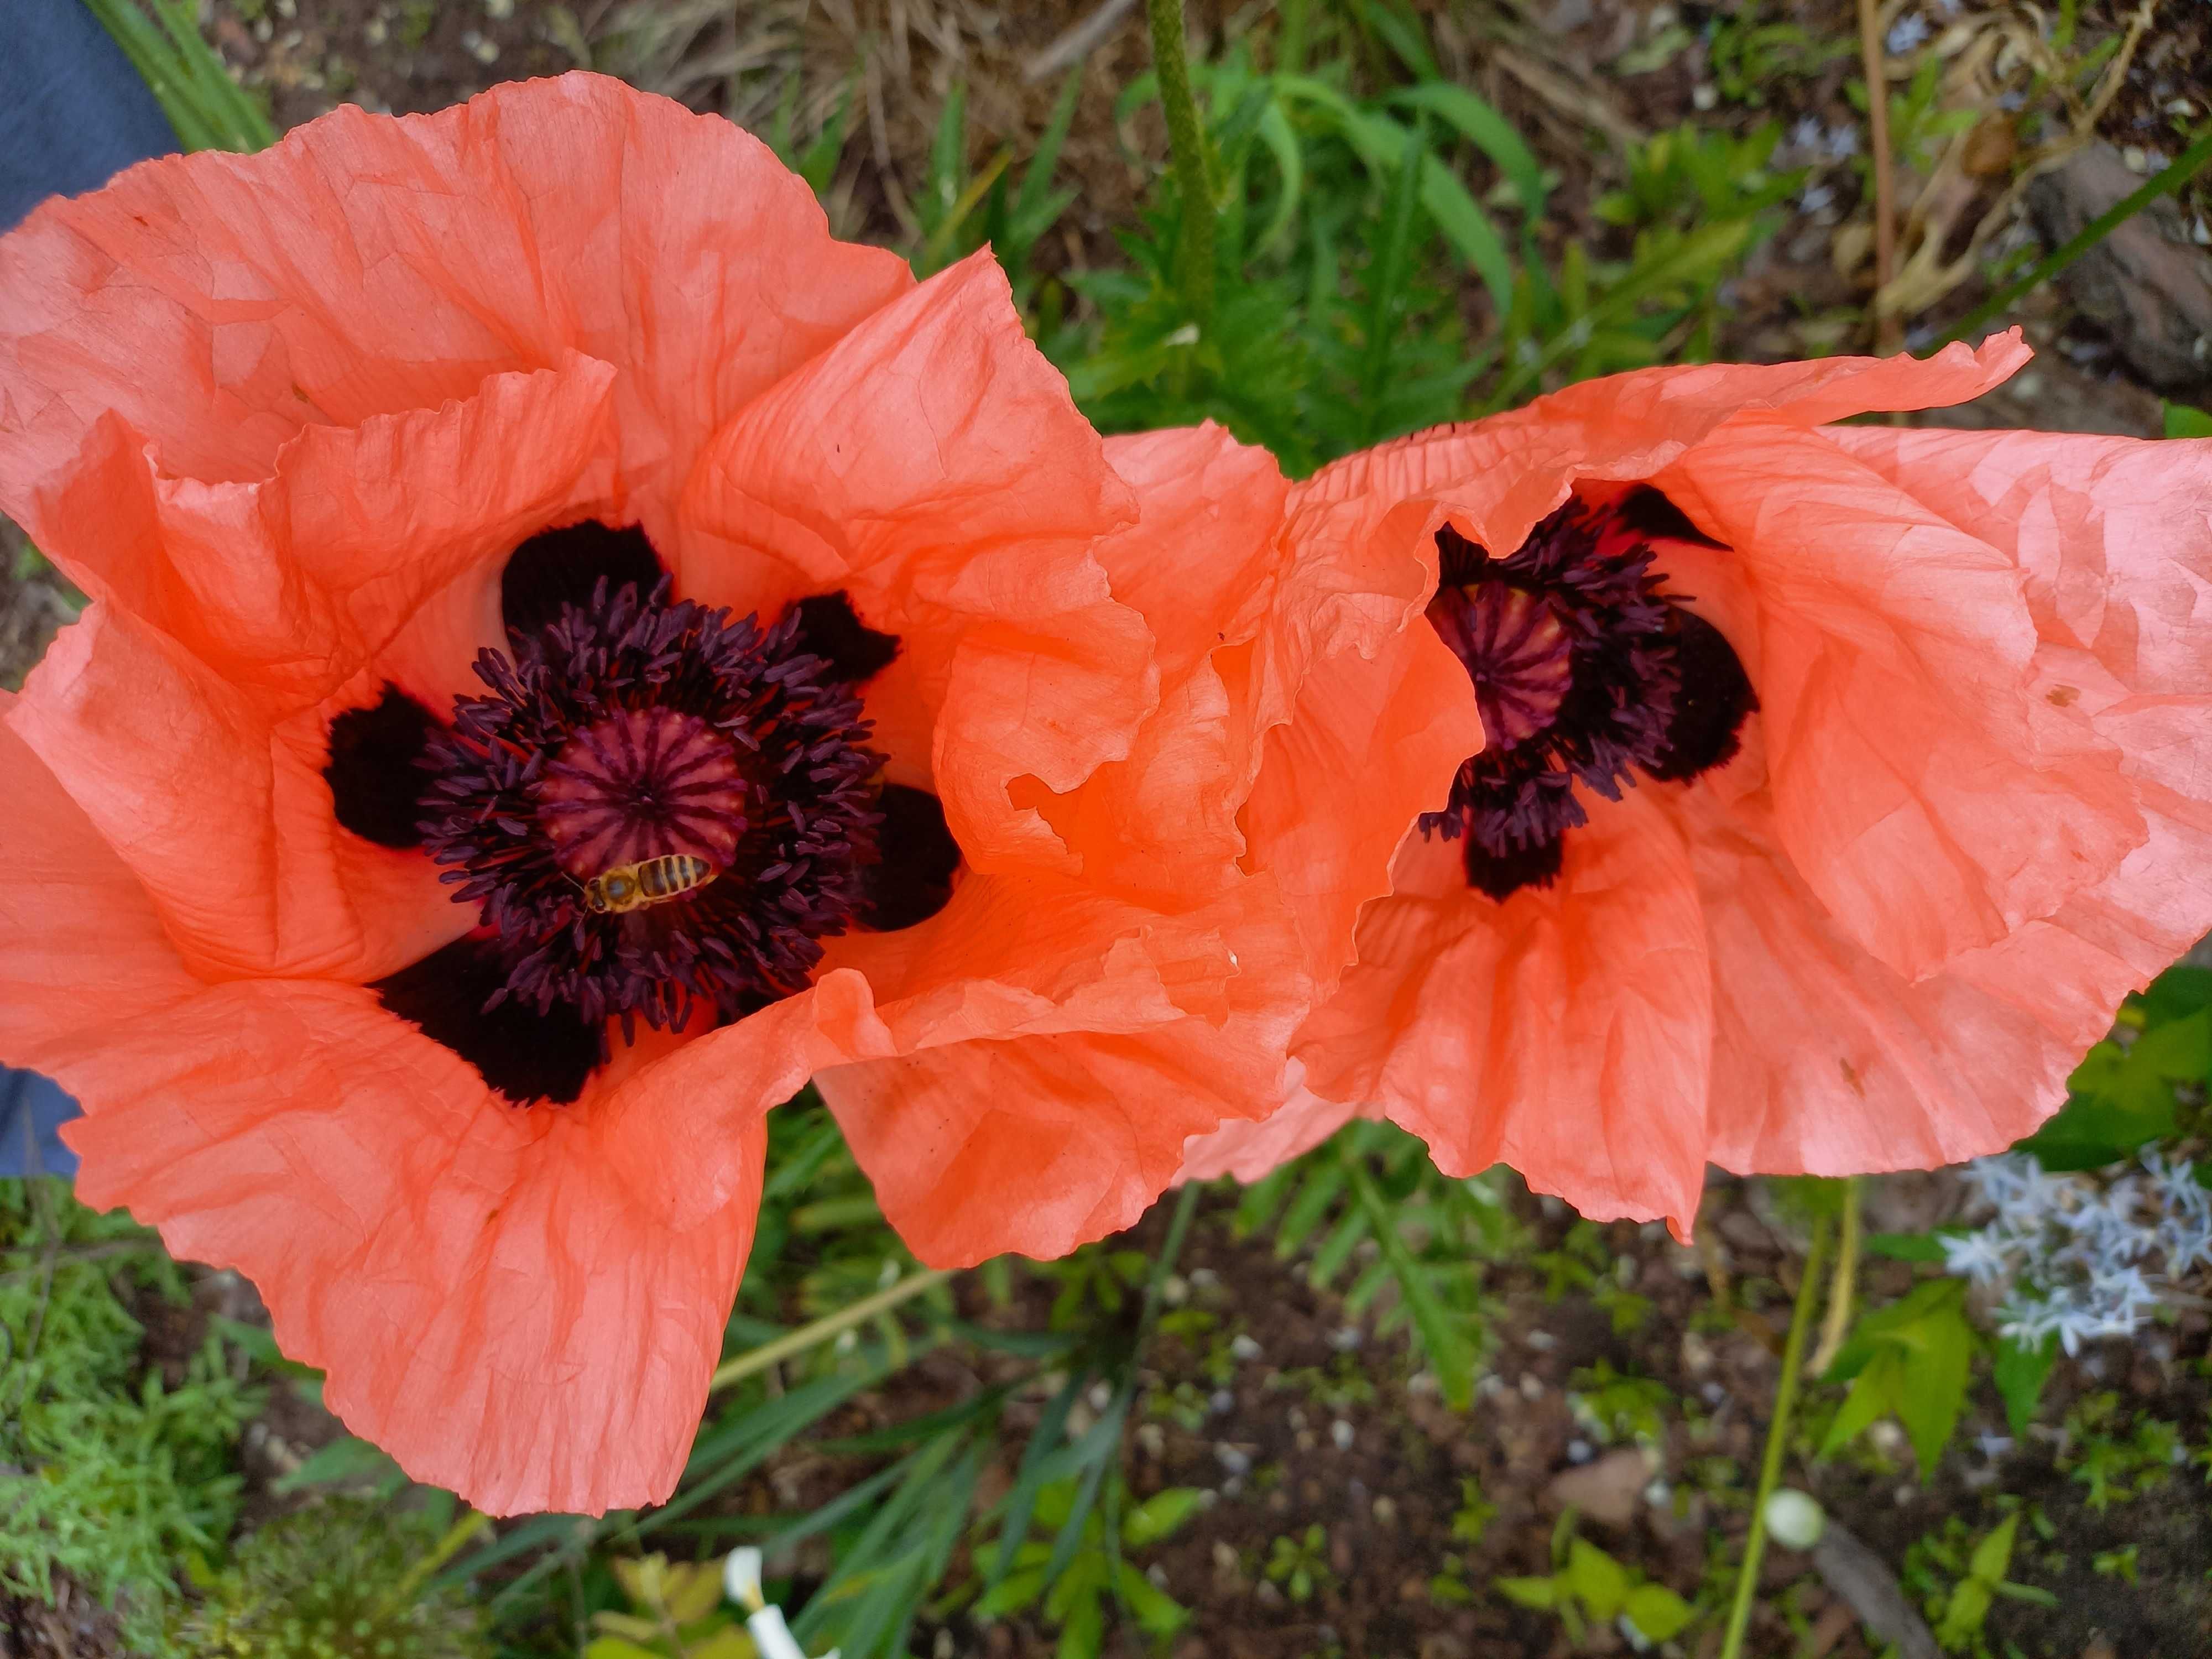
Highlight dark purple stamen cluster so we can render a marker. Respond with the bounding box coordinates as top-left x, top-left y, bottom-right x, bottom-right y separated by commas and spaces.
1423, 492, 1755, 899
419, 578, 884, 1037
